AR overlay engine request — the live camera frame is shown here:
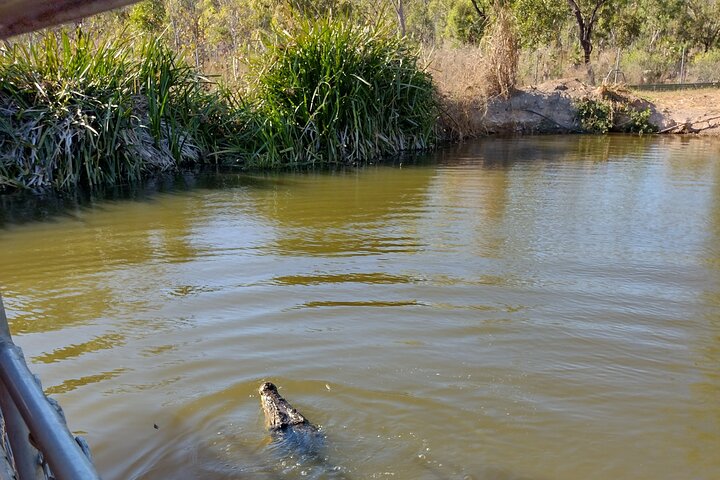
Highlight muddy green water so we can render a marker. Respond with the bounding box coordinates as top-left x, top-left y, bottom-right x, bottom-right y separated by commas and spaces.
0, 135, 719, 480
